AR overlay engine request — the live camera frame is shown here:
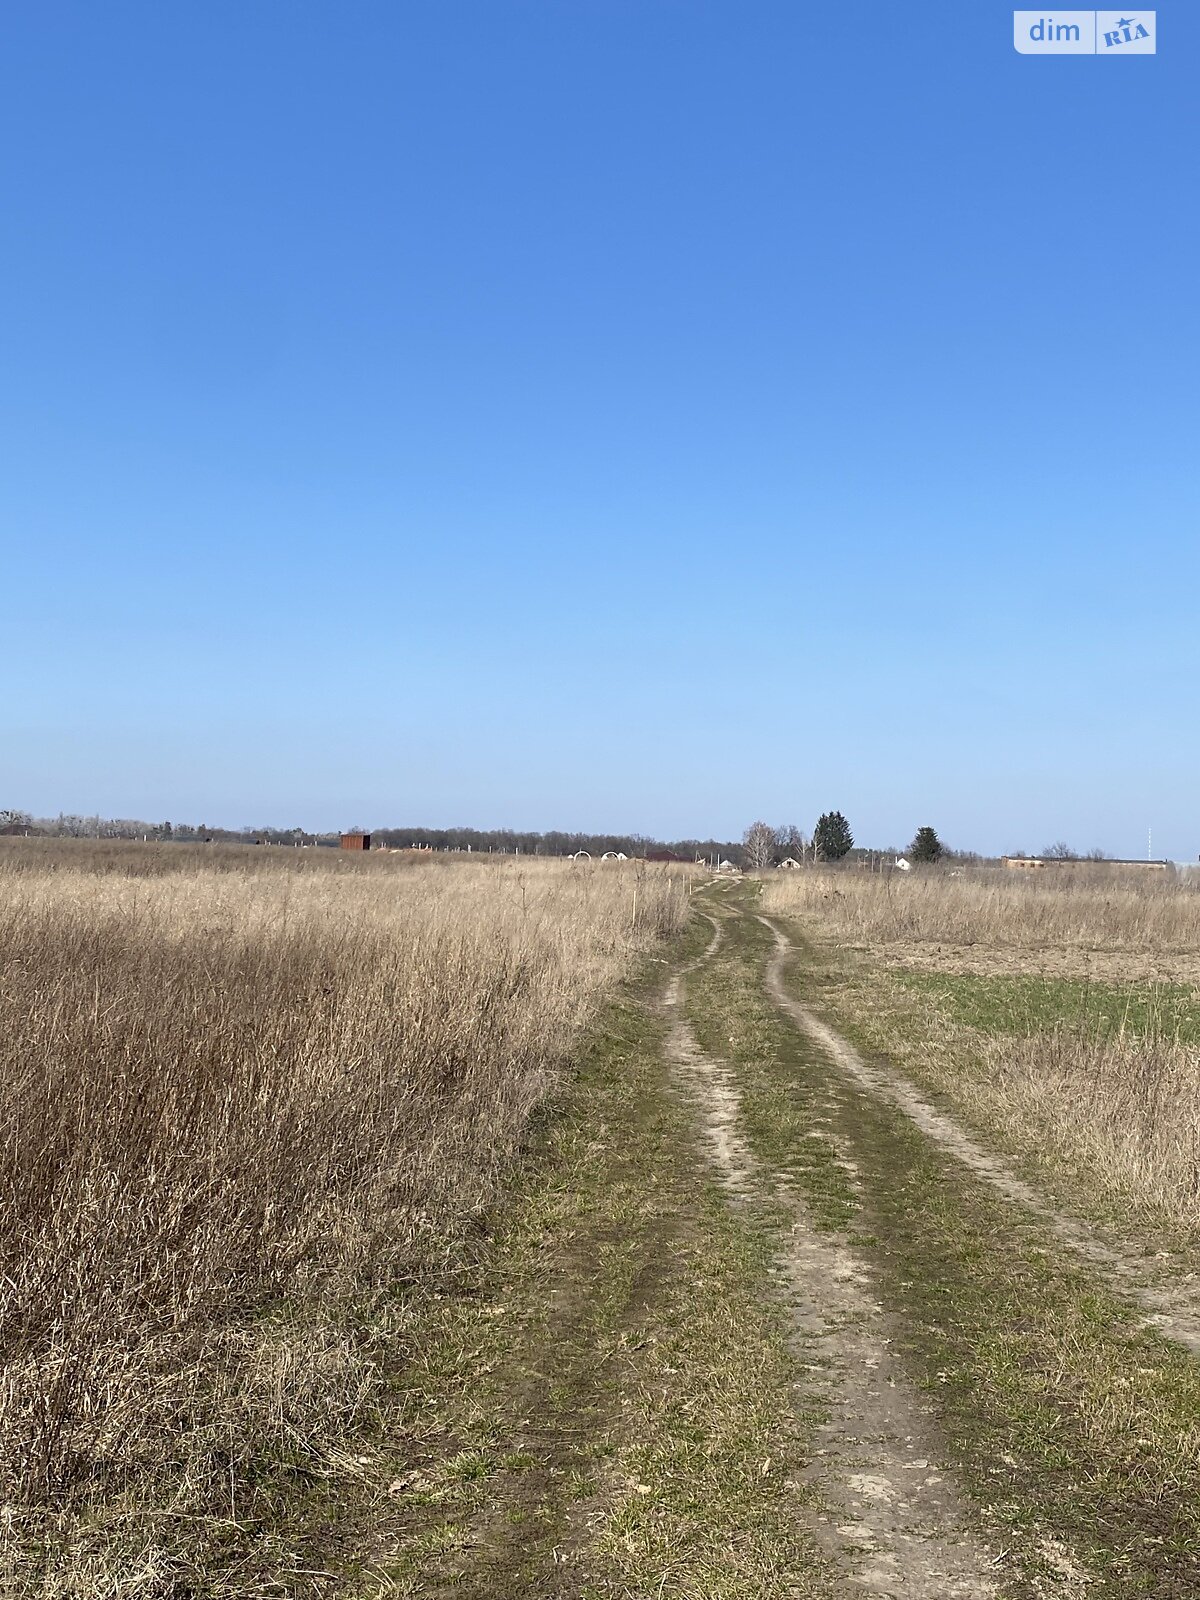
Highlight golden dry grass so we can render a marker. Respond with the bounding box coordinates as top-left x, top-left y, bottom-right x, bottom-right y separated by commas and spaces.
0, 840, 689, 1588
